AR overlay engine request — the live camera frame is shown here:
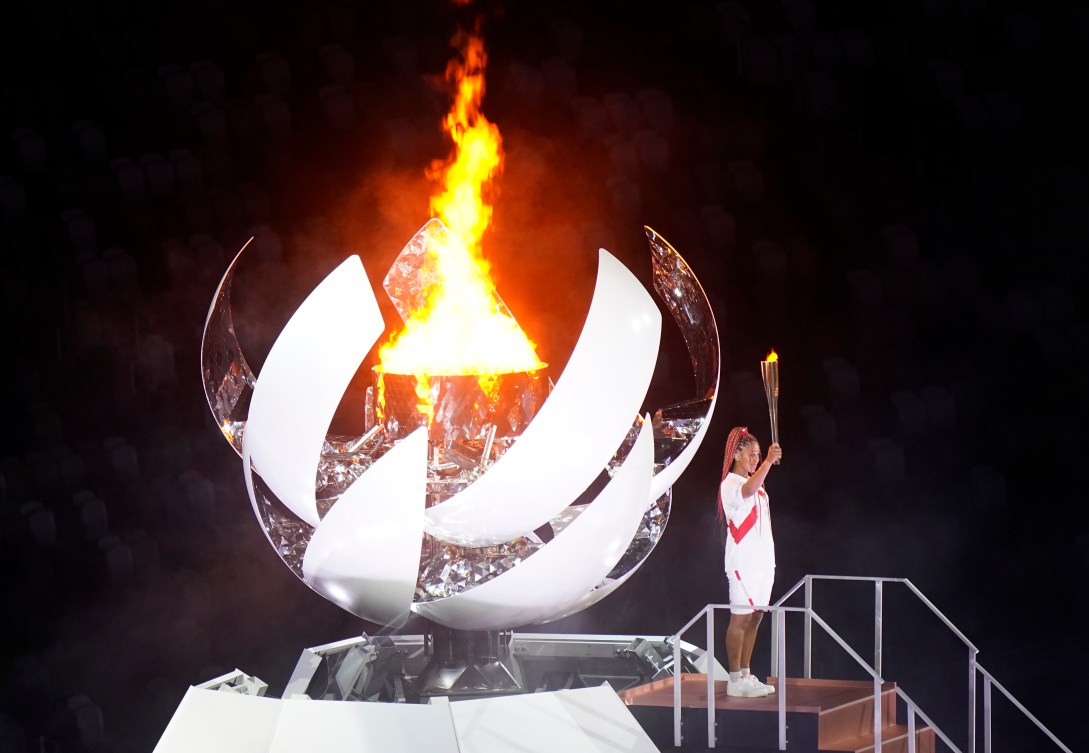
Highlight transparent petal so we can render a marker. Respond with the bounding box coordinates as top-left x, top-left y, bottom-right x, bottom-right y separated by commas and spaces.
200, 238, 258, 455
